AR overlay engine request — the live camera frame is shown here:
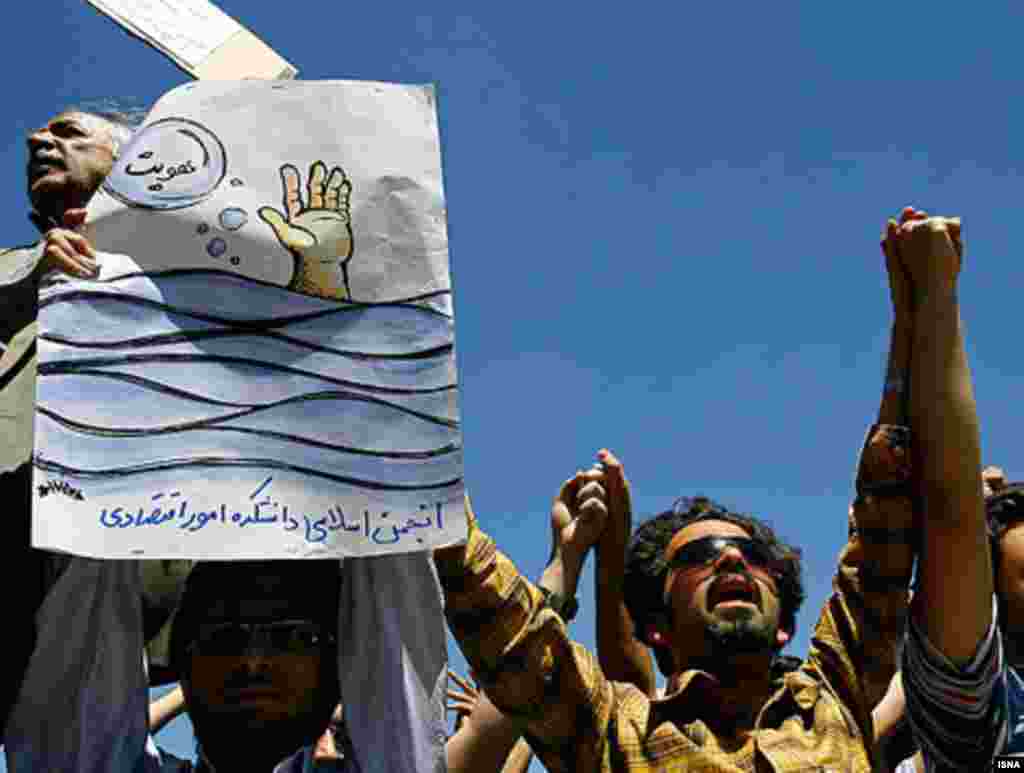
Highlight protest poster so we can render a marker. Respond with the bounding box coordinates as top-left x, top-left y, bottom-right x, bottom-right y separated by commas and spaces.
85, 0, 297, 79
31, 80, 465, 558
